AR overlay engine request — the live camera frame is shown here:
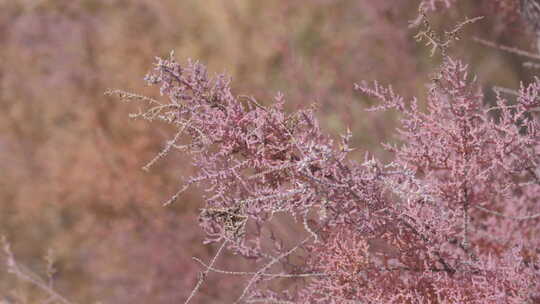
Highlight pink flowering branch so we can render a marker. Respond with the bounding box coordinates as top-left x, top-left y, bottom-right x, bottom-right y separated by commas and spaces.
109, 15, 540, 301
